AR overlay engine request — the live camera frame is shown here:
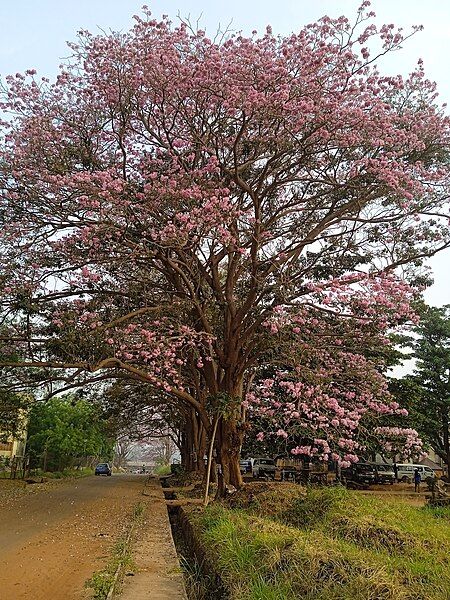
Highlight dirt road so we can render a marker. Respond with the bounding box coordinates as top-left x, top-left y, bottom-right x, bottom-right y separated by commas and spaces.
0, 474, 147, 600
